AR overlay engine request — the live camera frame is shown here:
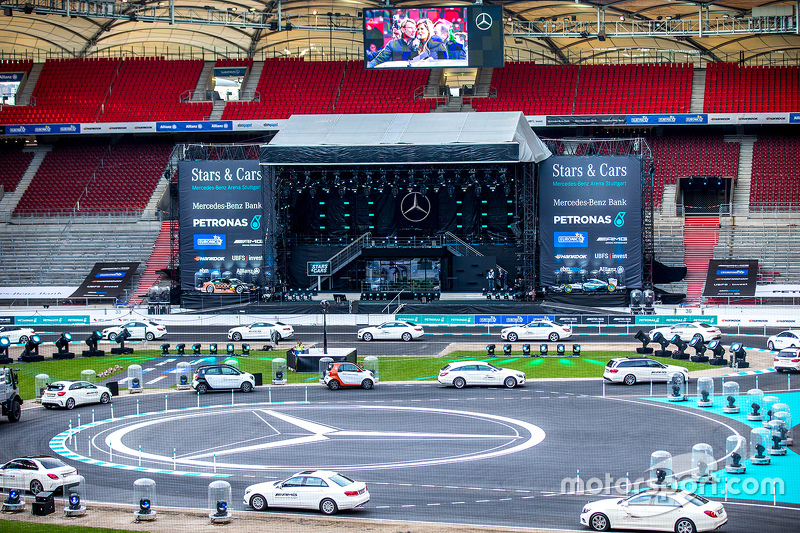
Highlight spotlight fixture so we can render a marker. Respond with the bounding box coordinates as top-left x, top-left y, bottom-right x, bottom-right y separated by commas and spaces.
503, 344, 512, 355
0, 337, 10, 362
214, 500, 228, 517
68, 492, 81, 511
54, 332, 75, 359
160, 343, 170, 355
557, 344, 566, 355
111, 328, 133, 355
522, 344, 531, 356
730, 342, 748, 367
486, 344, 496, 356
21, 334, 44, 362
83, 331, 104, 357
176, 343, 186, 355
708, 339, 726, 365
6, 489, 20, 505
241, 344, 251, 356
572, 344, 581, 355
139, 498, 151, 515
689, 336, 708, 362
539, 344, 548, 356
192, 343, 202, 355
209, 343, 218, 355
670, 335, 689, 359
652, 331, 671, 356
227, 343, 235, 356
634, 330, 653, 354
